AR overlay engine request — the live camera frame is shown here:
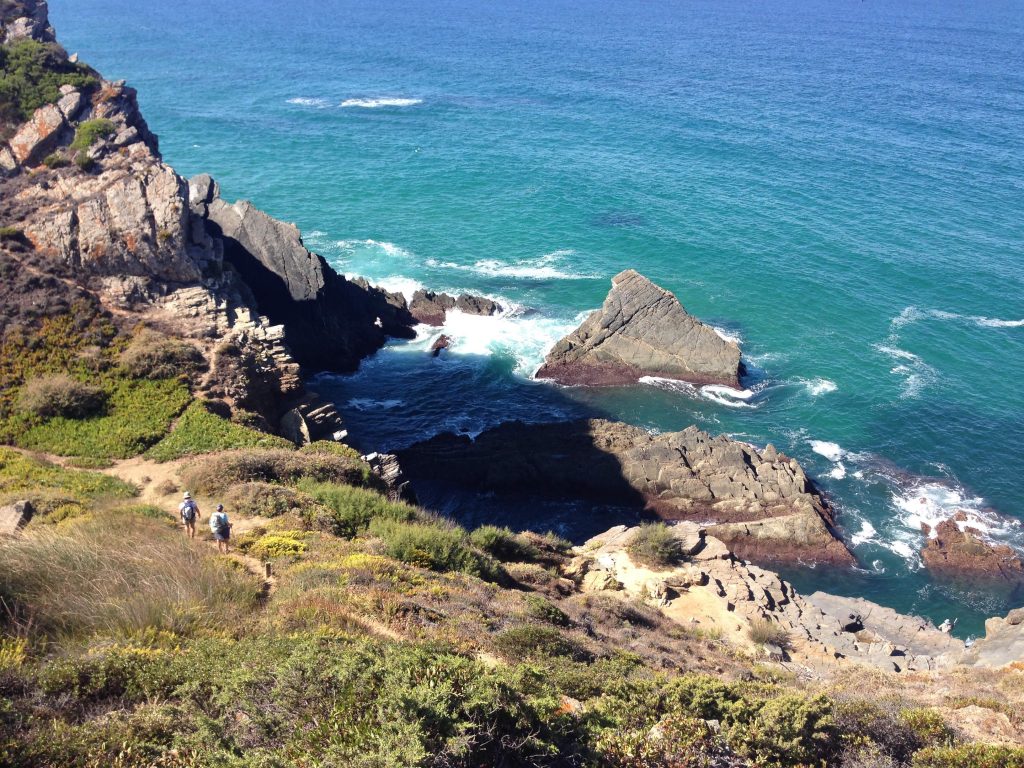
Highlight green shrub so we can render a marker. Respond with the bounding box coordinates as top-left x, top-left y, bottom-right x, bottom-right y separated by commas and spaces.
41, 151, 68, 168
182, 448, 373, 494
727, 694, 837, 768
368, 517, 496, 578
595, 714, 729, 767
833, 699, 921, 765
0, 225, 22, 240
470, 524, 541, 562
0, 447, 135, 510
69, 117, 115, 151
301, 440, 363, 460
119, 329, 207, 381
899, 708, 955, 748
663, 673, 740, 721
17, 373, 106, 419
73, 149, 92, 171
627, 522, 684, 568
299, 480, 416, 538
0, 39, 97, 123
246, 532, 308, 560
748, 618, 792, 650
19, 378, 191, 459
493, 624, 588, 661
911, 744, 1024, 768
523, 593, 571, 626
0, 511, 259, 639
146, 400, 292, 462
223, 481, 308, 518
